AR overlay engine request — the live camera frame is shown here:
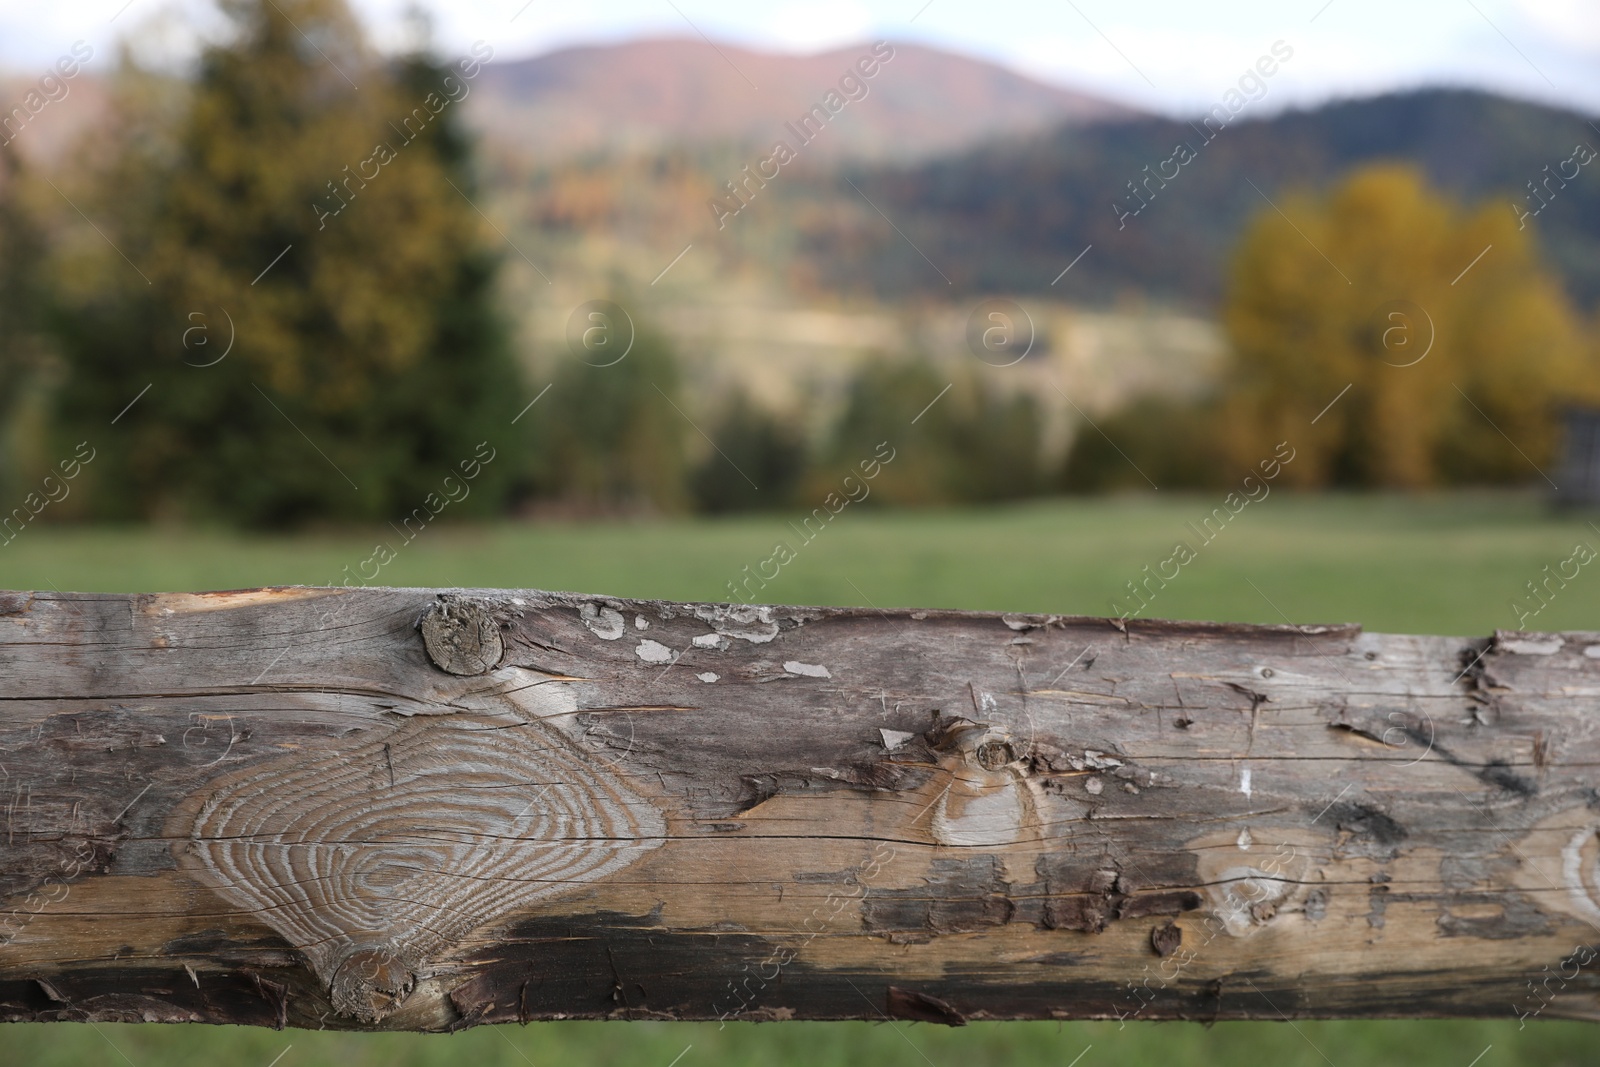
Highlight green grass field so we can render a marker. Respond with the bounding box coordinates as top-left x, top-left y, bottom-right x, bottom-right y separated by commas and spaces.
5, 492, 1600, 1066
